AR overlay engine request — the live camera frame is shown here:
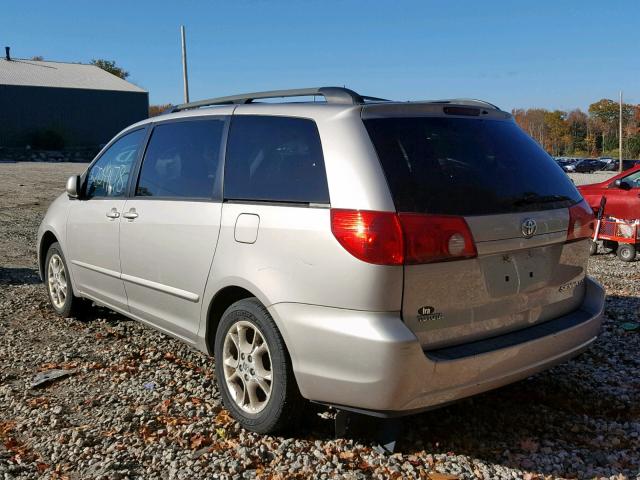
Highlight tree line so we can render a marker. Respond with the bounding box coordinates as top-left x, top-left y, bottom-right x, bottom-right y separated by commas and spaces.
30, 56, 639, 157
512, 99, 640, 158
